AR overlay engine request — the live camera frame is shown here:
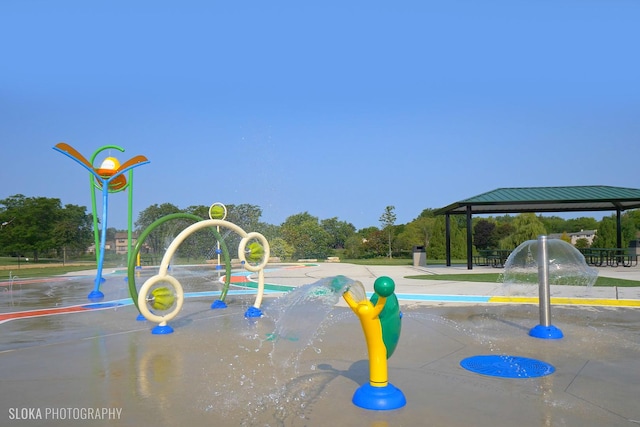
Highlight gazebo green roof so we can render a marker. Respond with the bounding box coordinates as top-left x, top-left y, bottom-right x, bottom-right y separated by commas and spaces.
434, 185, 640, 269
434, 185, 640, 216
